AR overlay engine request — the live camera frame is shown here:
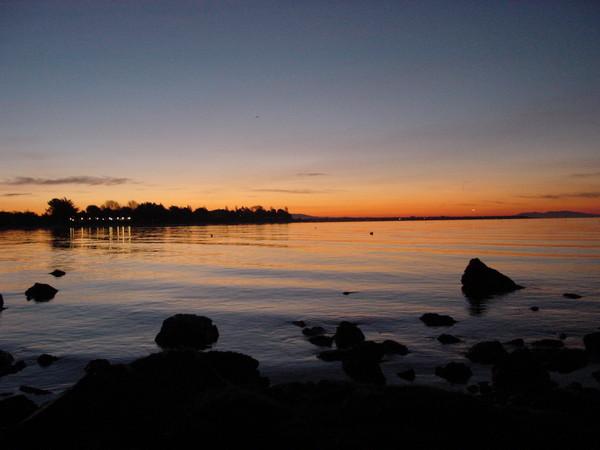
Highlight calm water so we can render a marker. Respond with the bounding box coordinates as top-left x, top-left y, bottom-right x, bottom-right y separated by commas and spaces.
1, 218, 599, 402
